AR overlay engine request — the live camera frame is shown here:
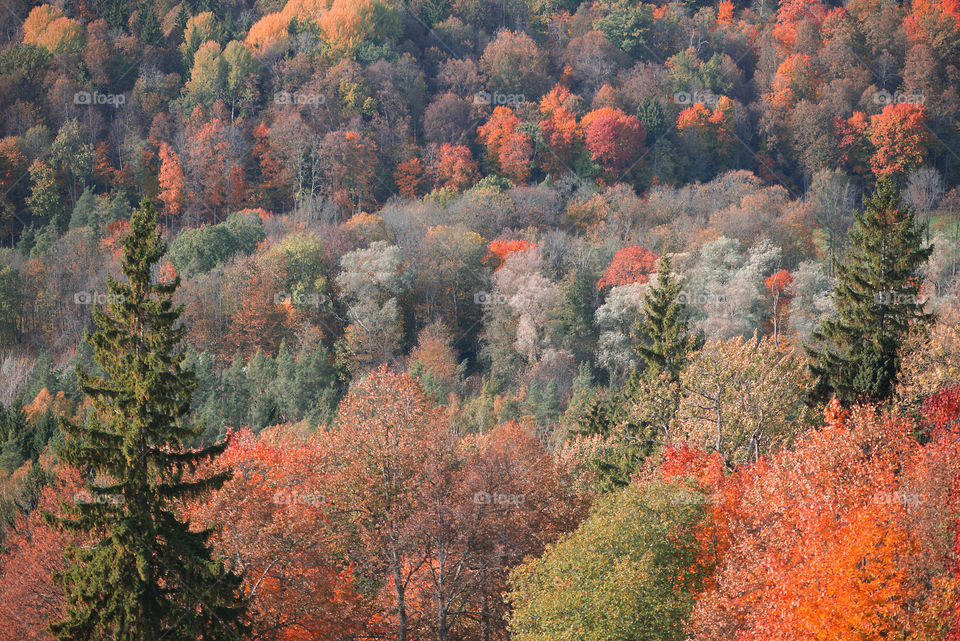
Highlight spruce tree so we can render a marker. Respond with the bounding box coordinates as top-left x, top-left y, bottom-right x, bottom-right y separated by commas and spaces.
51, 200, 247, 641
807, 181, 933, 405
577, 254, 701, 491
636, 97, 667, 142
632, 252, 703, 385
135, 1, 163, 47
